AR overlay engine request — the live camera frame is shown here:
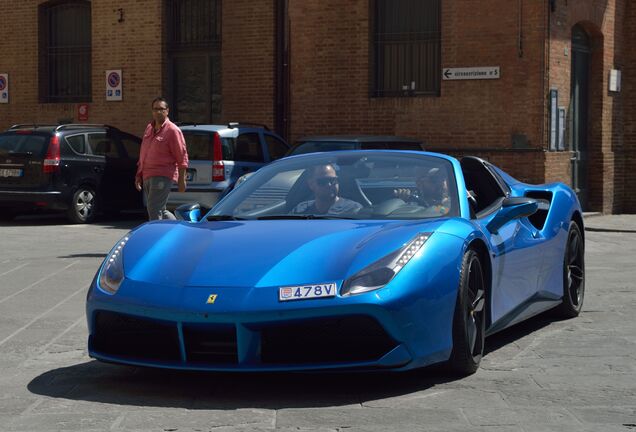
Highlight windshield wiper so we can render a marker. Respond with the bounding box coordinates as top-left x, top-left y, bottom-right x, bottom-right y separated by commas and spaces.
256, 215, 356, 220
206, 215, 248, 221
